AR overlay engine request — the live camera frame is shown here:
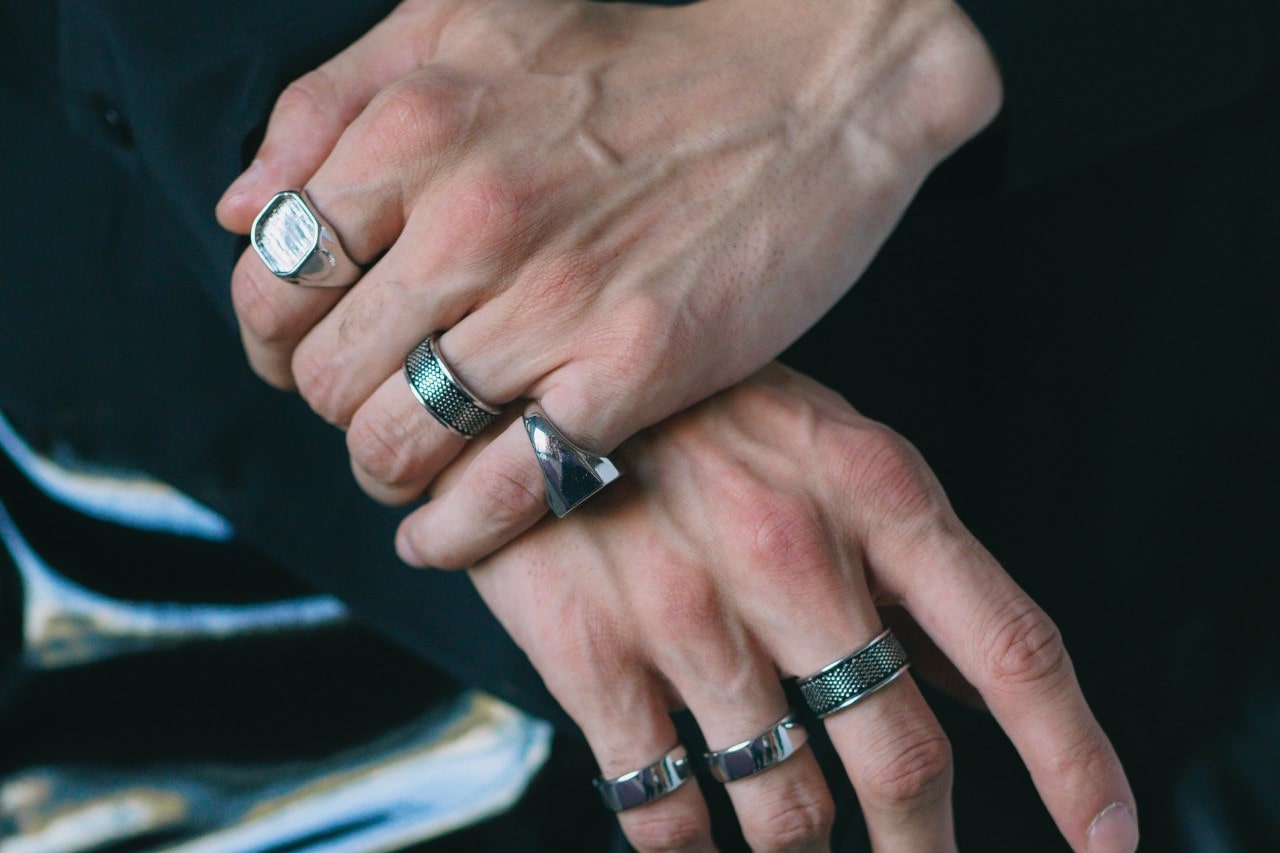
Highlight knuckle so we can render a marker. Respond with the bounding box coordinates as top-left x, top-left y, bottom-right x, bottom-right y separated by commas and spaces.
291, 343, 349, 427
743, 795, 834, 852
363, 75, 463, 159
737, 488, 828, 572
347, 404, 423, 493
232, 262, 296, 347
622, 807, 708, 852
982, 597, 1071, 691
843, 424, 944, 527
272, 72, 338, 127
639, 564, 720, 647
443, 172, 537, 262
473, 461, 545, 527
865, 727, 954, 811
